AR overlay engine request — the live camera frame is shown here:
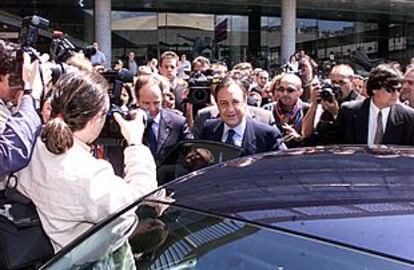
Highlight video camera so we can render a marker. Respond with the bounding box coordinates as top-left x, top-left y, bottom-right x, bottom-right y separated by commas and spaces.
187, 69, 221, 117
49, 31, 97, 84
50, 31, 96, 63
8, 15, 98, 91
8, 15, 50, 90
99, 69, 135, 139
188, 70, 214, 105
319, 80, 341, 103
